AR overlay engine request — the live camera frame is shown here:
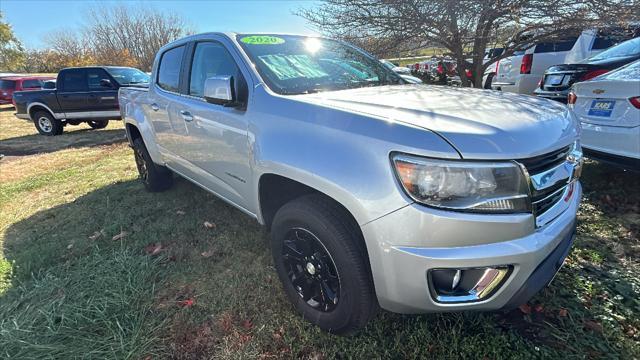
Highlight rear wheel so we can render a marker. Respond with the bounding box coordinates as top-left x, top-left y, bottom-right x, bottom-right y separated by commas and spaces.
132, 137, 173, 192
271, 194, 377, 334
33, 111, 63, 136
88, 120, 109, 129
